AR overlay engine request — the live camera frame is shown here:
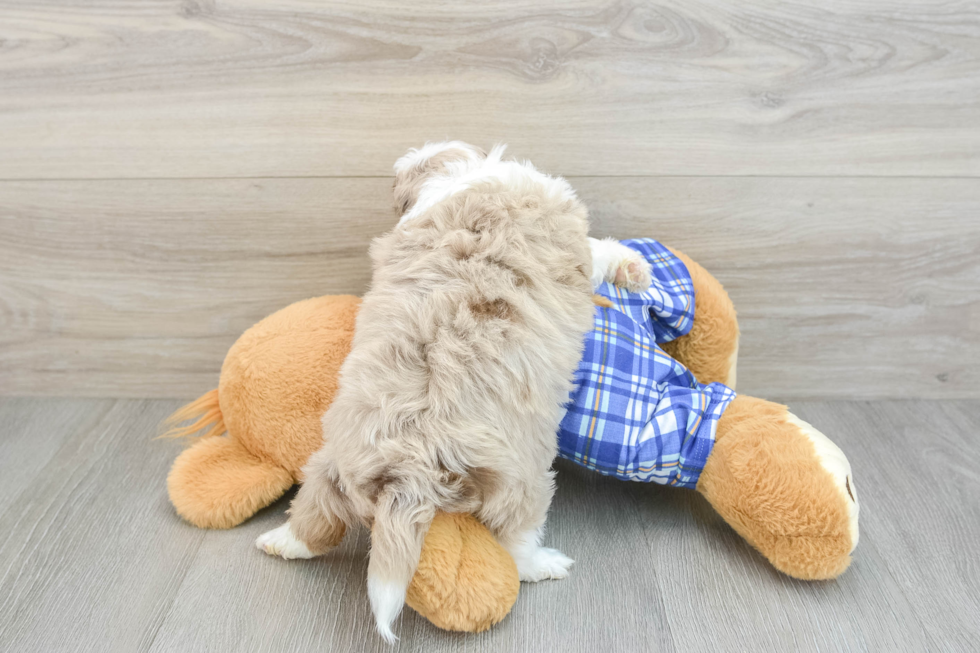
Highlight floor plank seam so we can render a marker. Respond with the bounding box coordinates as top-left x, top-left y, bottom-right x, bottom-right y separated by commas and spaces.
623, 488, 680, 653
139, 531, 208, 653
